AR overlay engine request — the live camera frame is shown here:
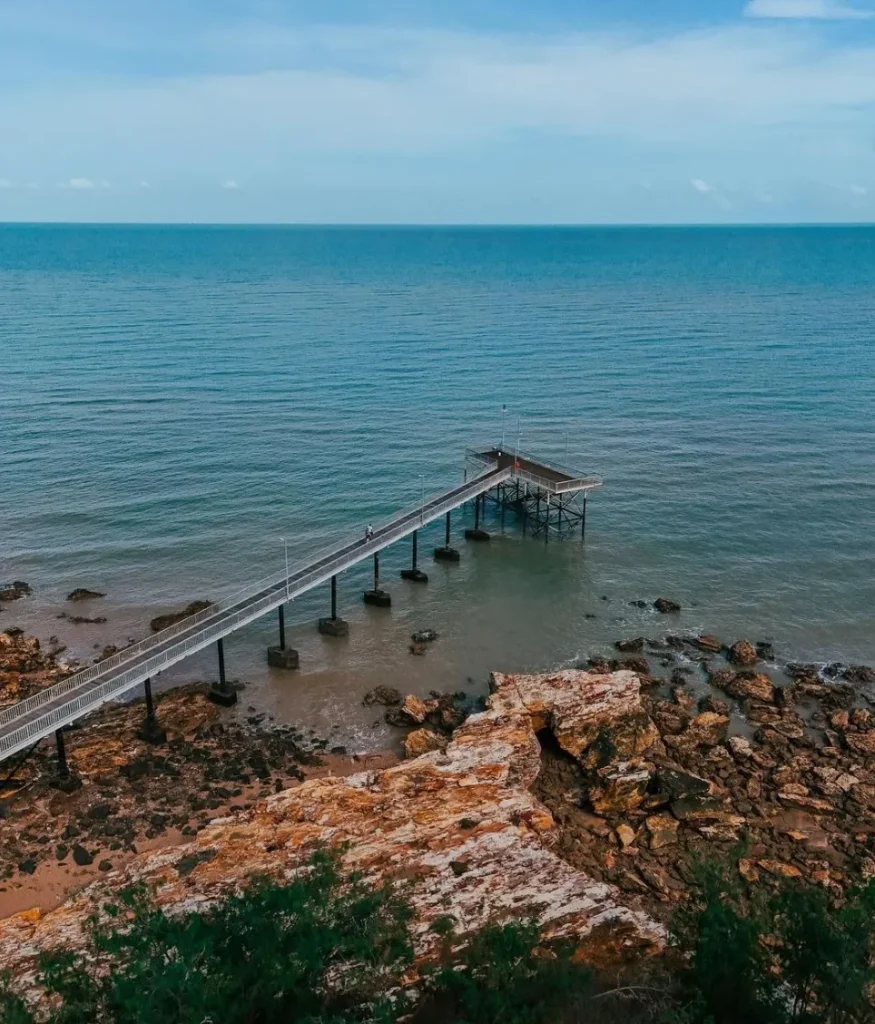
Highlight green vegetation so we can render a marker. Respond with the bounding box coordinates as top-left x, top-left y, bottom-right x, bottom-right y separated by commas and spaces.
1, 850, 874, 1024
